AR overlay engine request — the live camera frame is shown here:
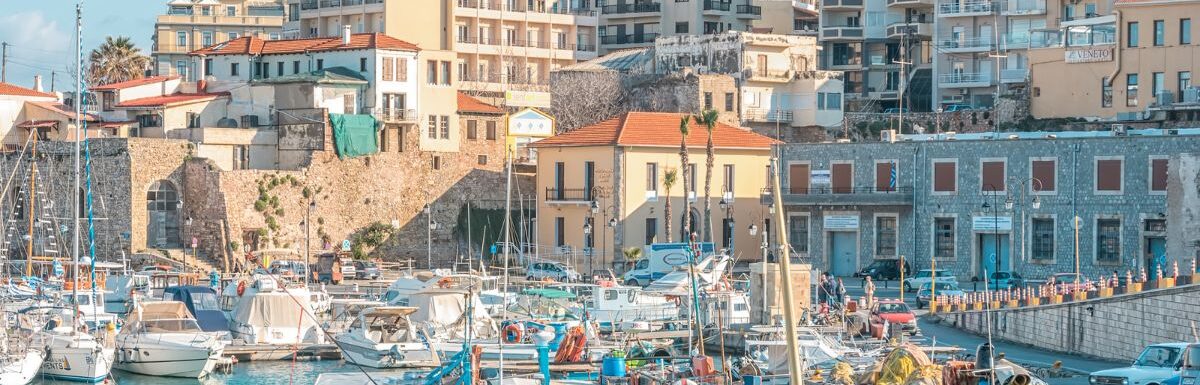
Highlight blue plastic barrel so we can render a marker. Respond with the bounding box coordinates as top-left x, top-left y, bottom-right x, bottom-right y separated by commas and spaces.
602, 357, 627, 377
549, 323, 568, 350
743, 375, 762, 385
